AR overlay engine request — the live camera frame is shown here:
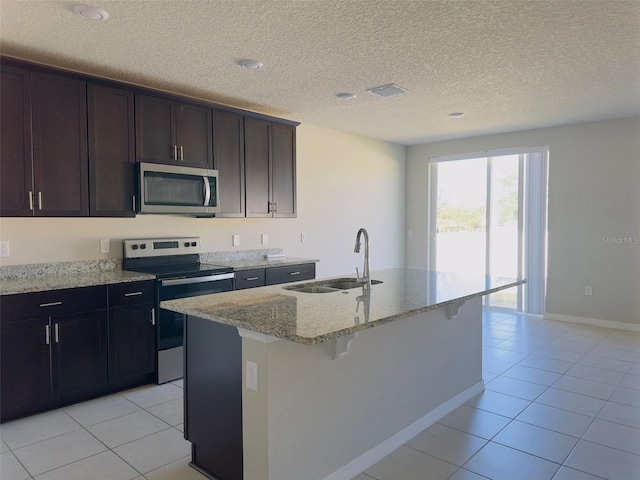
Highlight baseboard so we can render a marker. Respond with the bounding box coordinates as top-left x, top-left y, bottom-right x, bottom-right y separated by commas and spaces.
544, 312, 640, 332
322, 380, 486, 480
